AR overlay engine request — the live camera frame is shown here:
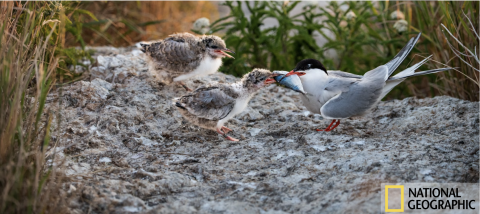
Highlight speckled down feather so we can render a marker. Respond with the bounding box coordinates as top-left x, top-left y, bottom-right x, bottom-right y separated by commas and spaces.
177, 84, 239, 121
142, 33, 202, 82
141, 32, 227, 84
174, 68, 272, 131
